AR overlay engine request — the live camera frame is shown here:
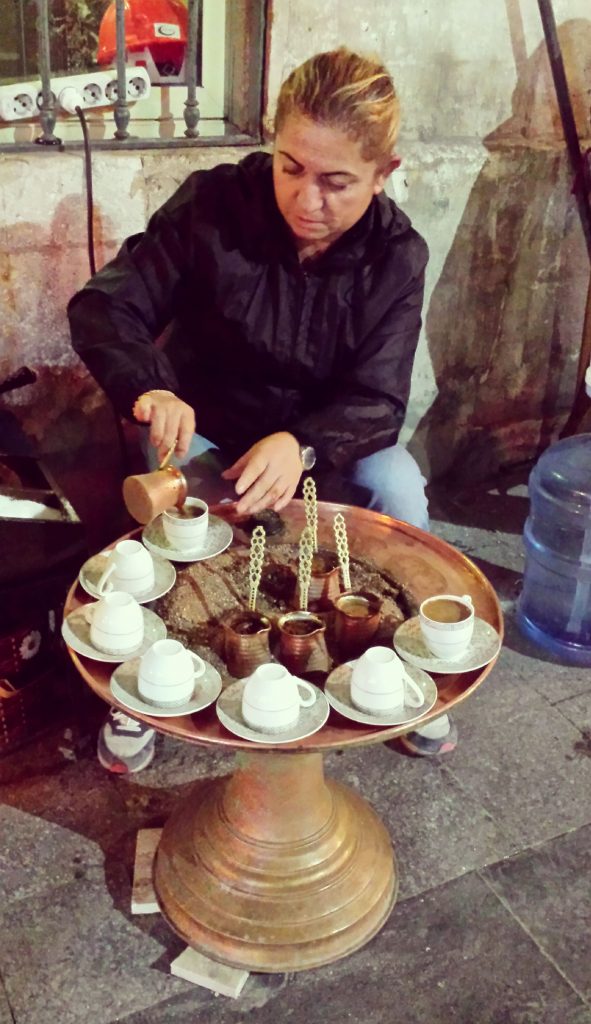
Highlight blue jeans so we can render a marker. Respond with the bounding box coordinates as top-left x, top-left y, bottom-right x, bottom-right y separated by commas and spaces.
143, 433, 429, 531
